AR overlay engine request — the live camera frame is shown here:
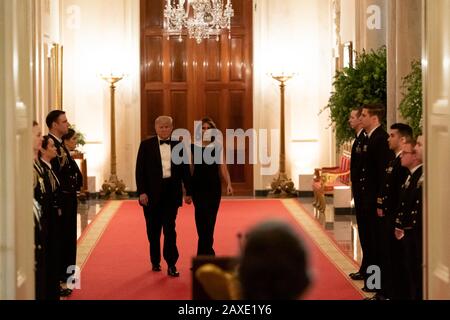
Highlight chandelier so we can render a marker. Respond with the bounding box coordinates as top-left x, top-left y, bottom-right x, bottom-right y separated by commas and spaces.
164, 0, 234, 44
